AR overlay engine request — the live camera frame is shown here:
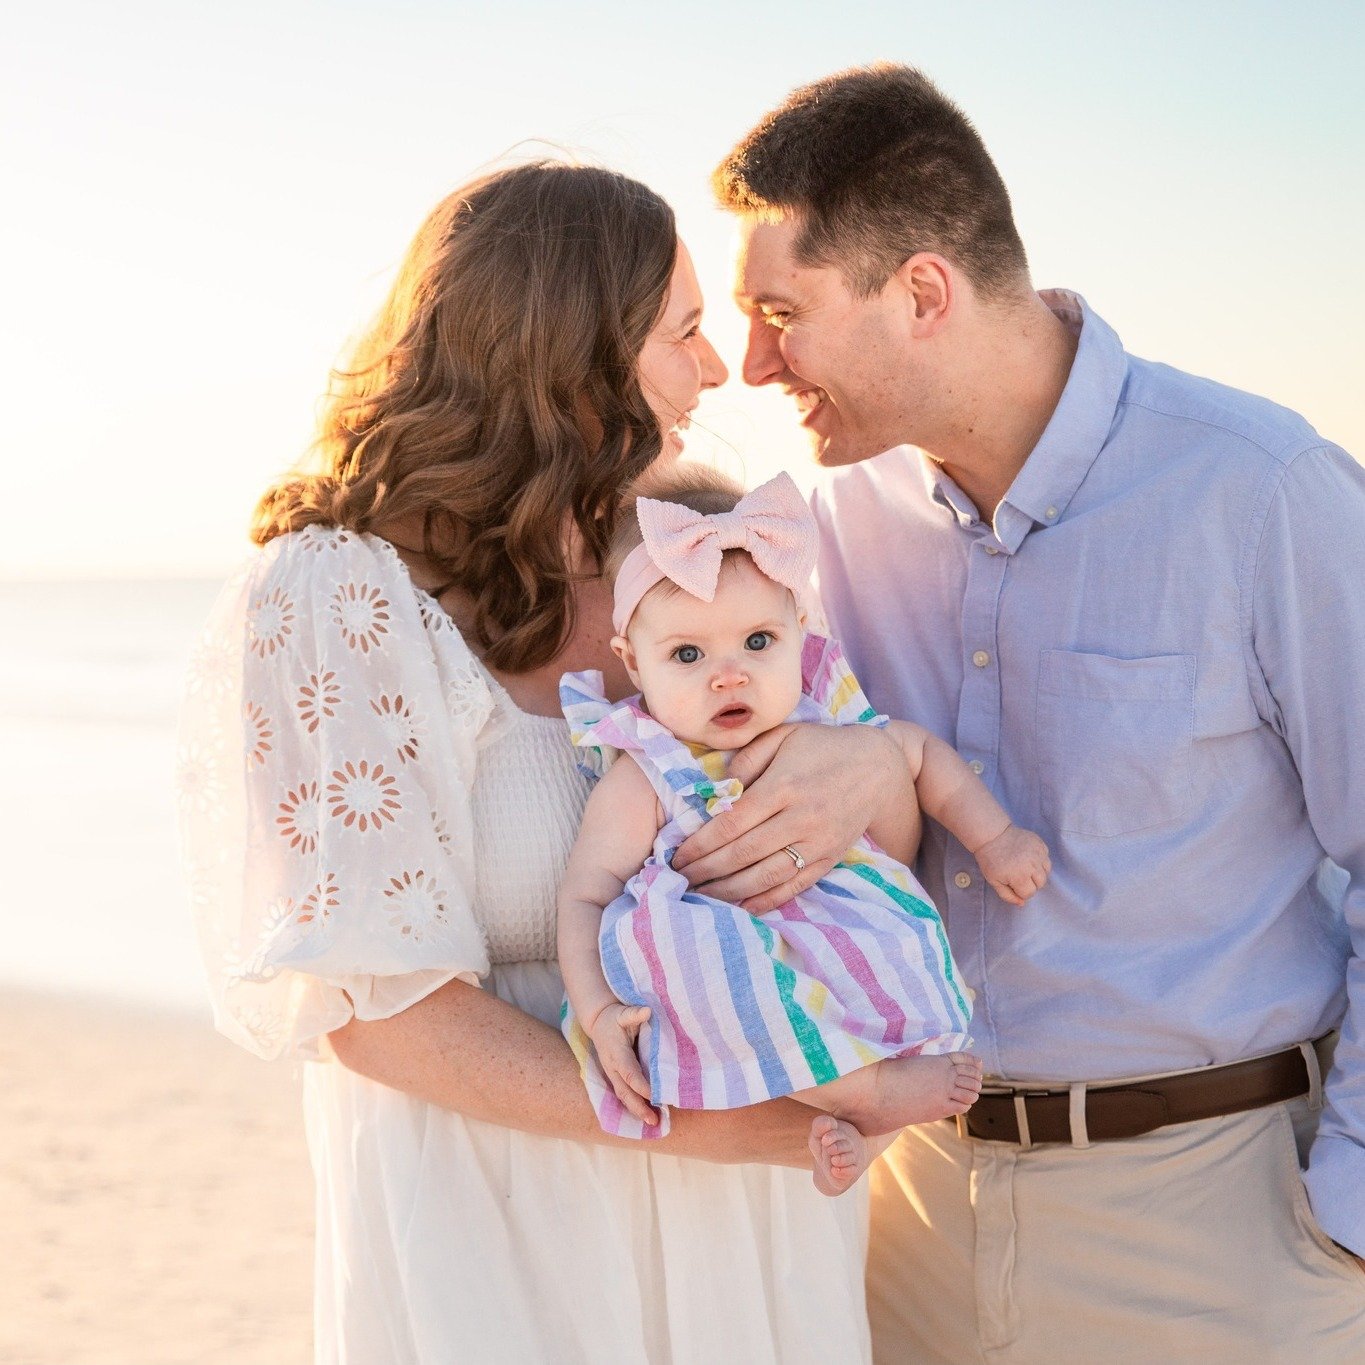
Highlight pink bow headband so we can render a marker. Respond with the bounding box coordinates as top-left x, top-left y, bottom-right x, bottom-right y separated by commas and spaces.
612, 472, 818, 635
